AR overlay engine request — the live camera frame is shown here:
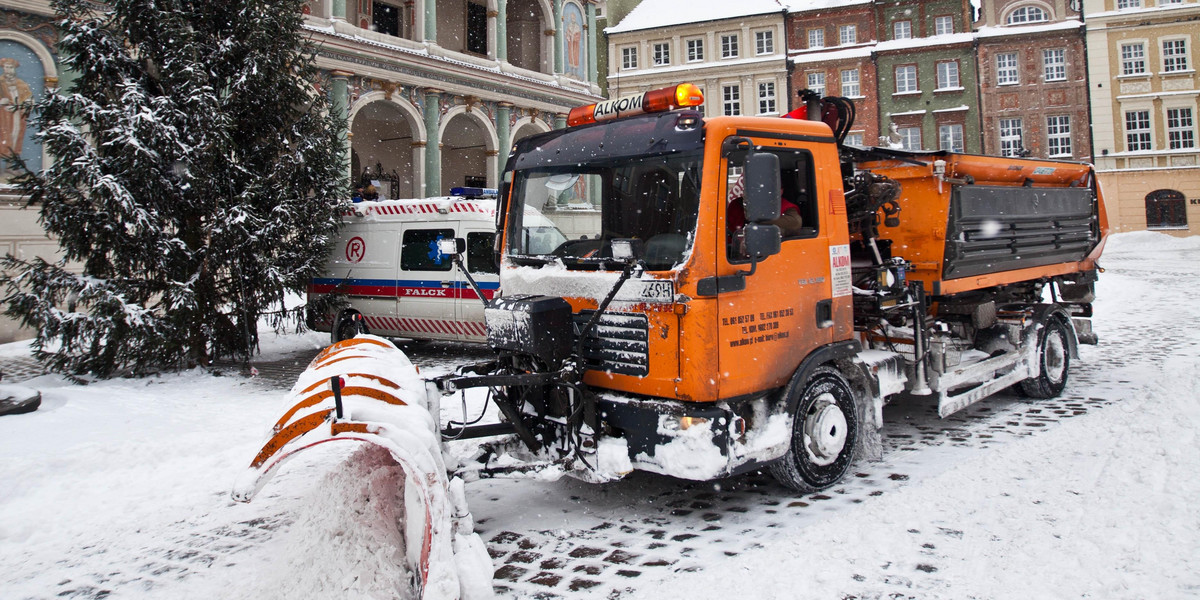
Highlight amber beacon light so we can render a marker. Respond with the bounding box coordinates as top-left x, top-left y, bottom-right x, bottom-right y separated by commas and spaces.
567, 83, 705, 127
